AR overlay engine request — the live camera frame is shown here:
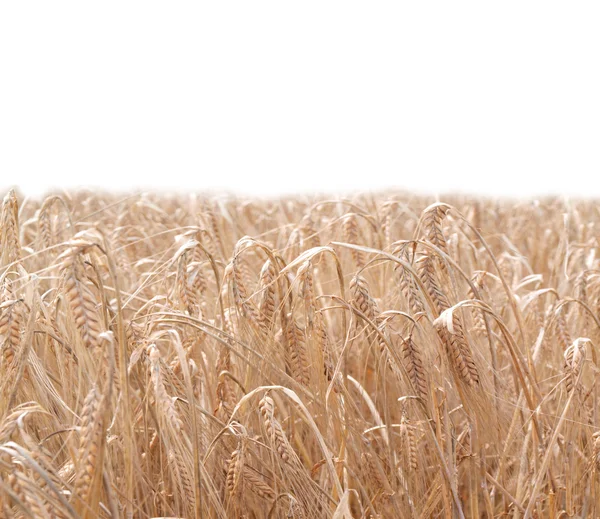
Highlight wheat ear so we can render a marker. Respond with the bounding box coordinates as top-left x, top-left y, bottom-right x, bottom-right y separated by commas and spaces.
343, 214, 365, 269
422, 204, 451, 256
259, 395, 294, 465
400, 334, 428, 401
73, 384, 107, 518
1, 190, 21, 266
284, 315, 310, 387
60, 247, 104, 351
258, 259, 277, 333
564, 339, 586, 394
